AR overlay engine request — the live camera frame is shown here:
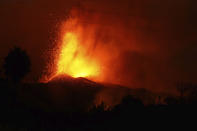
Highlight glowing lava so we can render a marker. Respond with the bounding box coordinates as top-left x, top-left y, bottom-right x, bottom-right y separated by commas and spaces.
56, 32, 100, 78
